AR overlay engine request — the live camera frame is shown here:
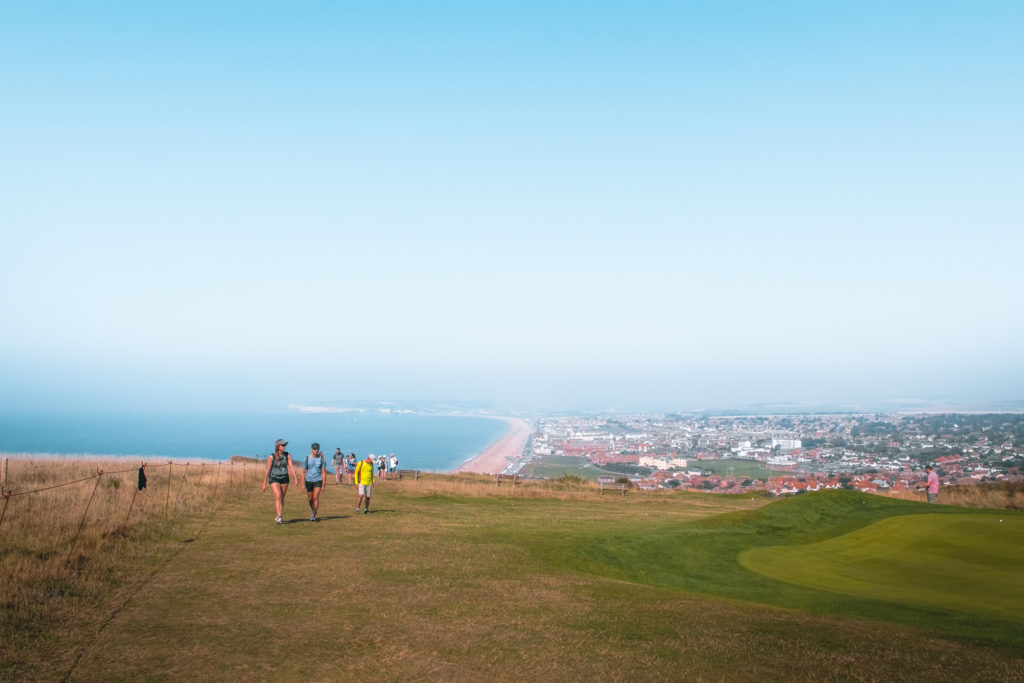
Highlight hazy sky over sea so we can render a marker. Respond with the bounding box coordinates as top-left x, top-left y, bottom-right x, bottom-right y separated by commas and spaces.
2, 2, 1022, 414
